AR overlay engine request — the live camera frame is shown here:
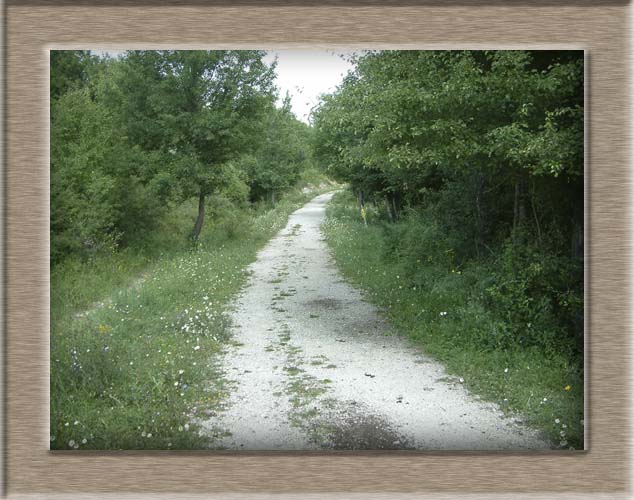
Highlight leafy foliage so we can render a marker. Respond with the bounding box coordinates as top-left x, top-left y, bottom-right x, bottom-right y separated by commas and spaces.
312, 50, 583, 357
51, 50, 317, 261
